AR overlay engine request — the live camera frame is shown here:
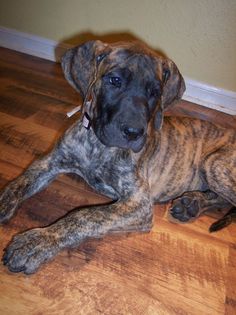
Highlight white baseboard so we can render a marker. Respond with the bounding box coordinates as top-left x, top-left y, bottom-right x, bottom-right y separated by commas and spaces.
0, 26, 235, 115
183, 78, 236, 115
0, 26, 70, 62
